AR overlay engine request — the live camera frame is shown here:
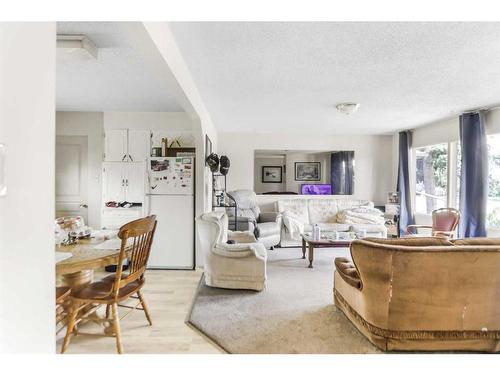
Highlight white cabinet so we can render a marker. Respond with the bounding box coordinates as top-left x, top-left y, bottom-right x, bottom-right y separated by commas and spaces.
124, 163, 145, 203
128, 130, 150, 162
102, 162, 145, 203
104, 130, 128, 162
102, 207, 142, 230
102, 162, 126, 202
104, 129, 150, 162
